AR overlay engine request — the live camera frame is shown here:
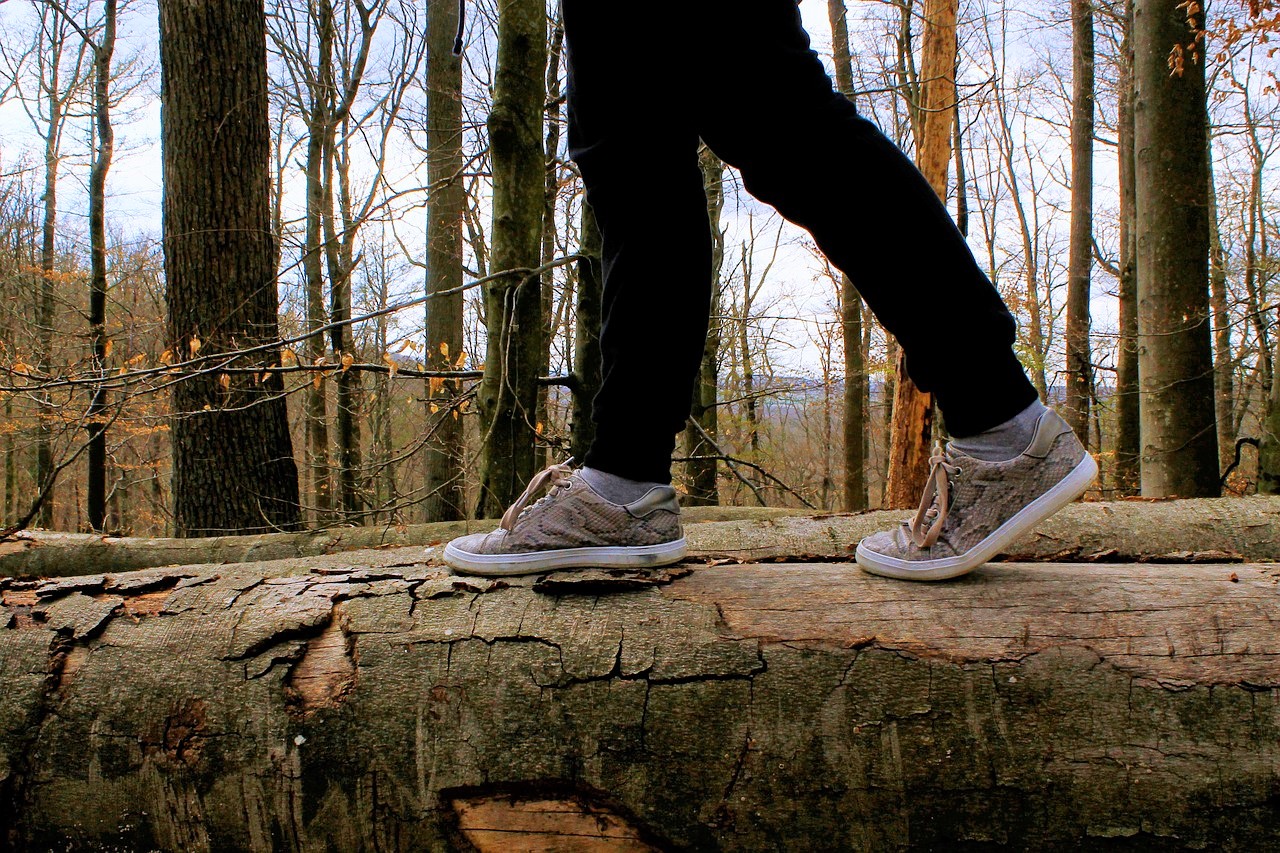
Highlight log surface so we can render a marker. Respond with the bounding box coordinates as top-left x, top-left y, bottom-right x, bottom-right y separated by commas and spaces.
4, 496, 1278, 578
2, 549, 1278, 851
